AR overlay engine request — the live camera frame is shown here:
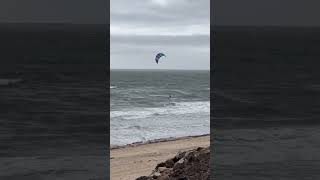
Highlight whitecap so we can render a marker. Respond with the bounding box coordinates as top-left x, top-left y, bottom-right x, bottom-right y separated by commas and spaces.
110, 101, 210, 120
